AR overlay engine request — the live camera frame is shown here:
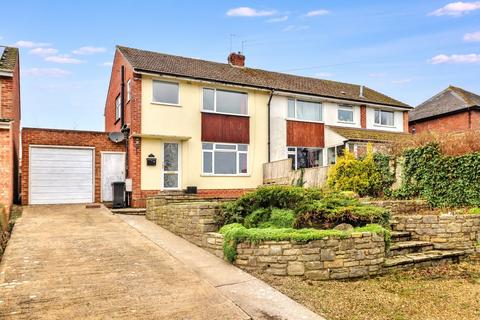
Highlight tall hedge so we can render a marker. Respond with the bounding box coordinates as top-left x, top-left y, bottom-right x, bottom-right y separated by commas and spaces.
395, 143, 480, 207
